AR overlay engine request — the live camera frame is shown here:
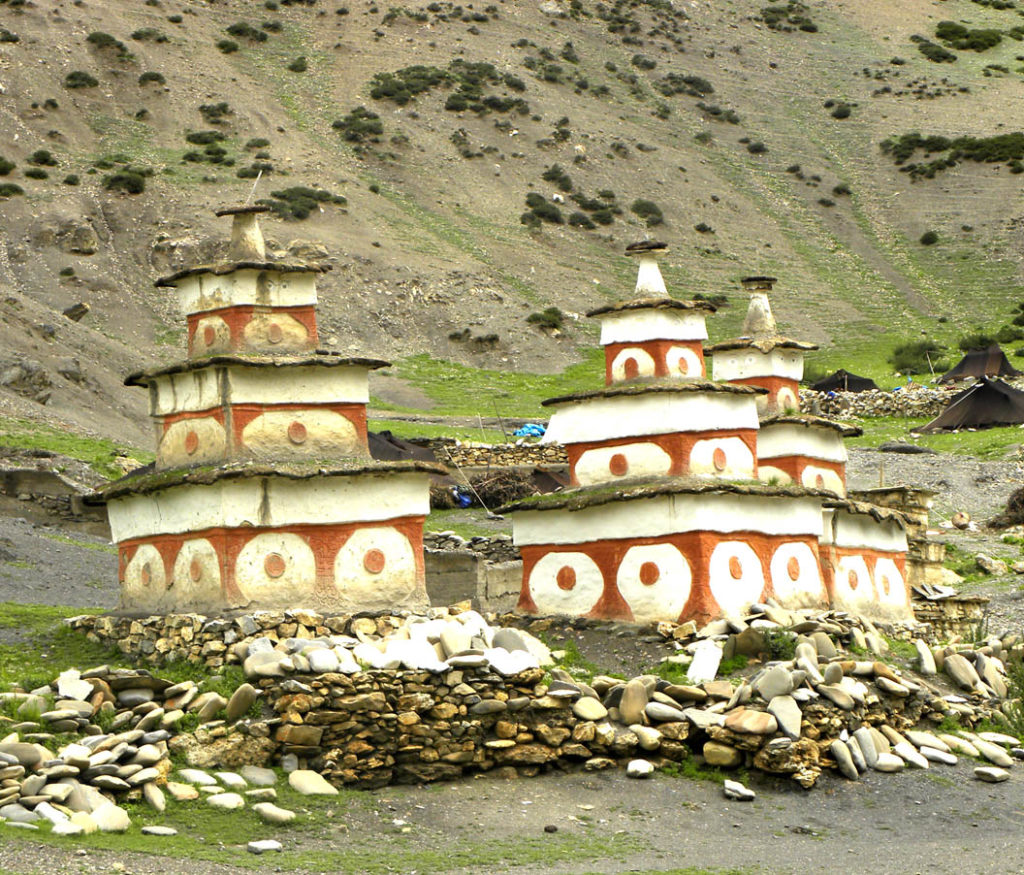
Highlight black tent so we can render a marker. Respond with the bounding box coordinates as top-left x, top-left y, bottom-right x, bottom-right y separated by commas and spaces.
809, 369, 878, 393
917, 377, 1024, 432
367, 430, 439, 463
939, 345, 1022, 383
